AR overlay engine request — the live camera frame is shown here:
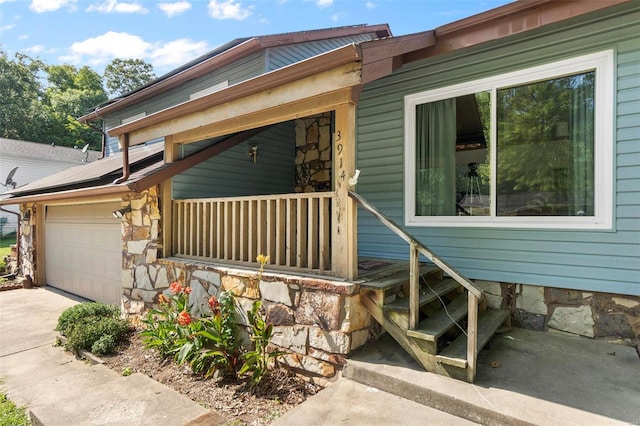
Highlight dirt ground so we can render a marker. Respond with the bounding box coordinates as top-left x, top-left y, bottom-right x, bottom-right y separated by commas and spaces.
100, 332, 320, 425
